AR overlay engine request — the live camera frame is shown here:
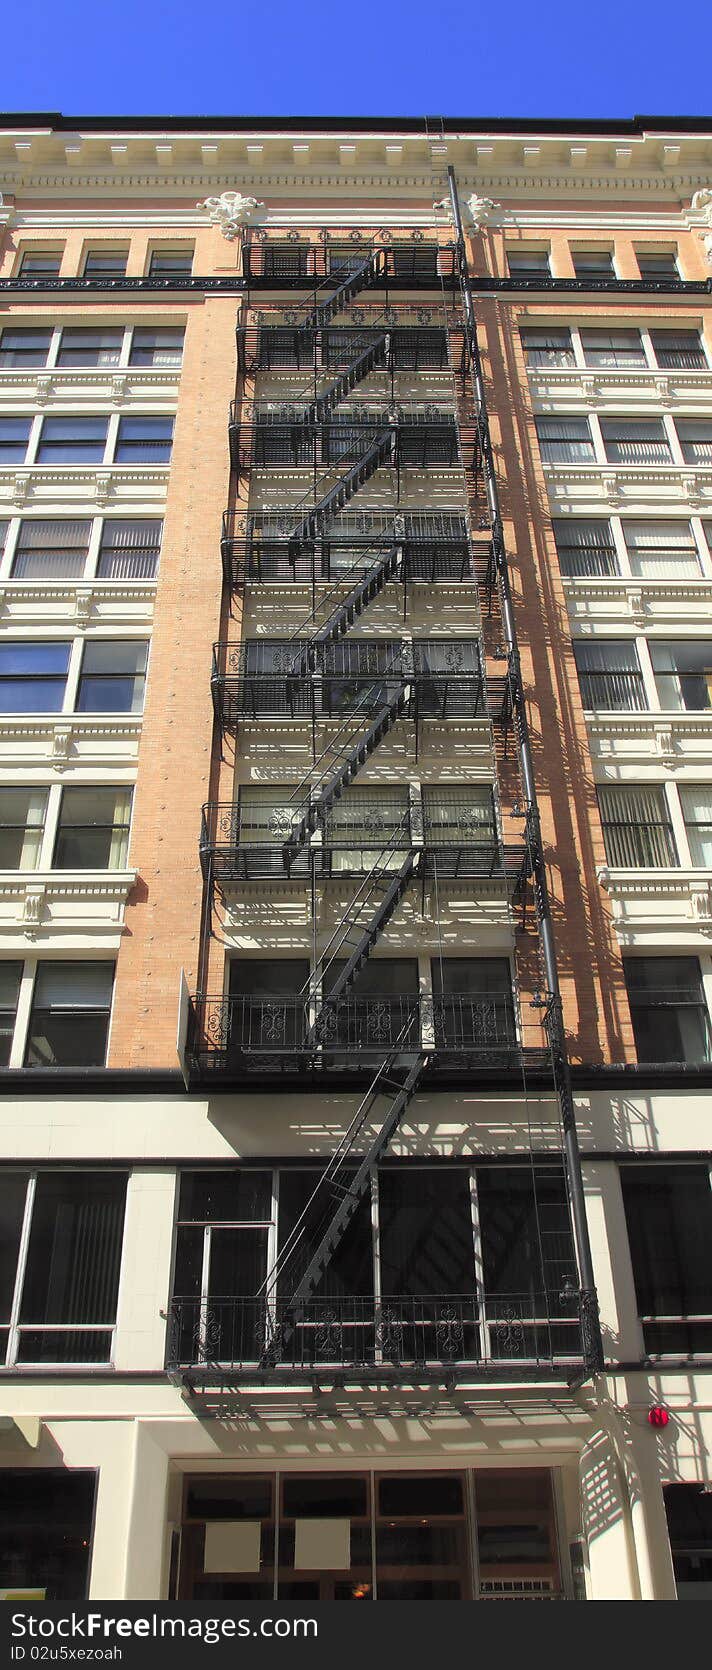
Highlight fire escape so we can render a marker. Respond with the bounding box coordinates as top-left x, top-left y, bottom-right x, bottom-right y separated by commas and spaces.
176, 212, 601, 1397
